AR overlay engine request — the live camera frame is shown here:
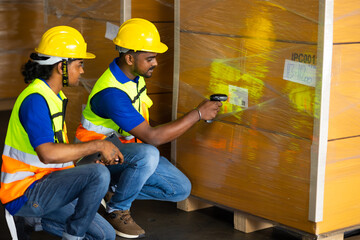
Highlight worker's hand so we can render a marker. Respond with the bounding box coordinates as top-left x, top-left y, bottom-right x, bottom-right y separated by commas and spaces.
196, 99, 222, 121
97, 140, 123, 165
